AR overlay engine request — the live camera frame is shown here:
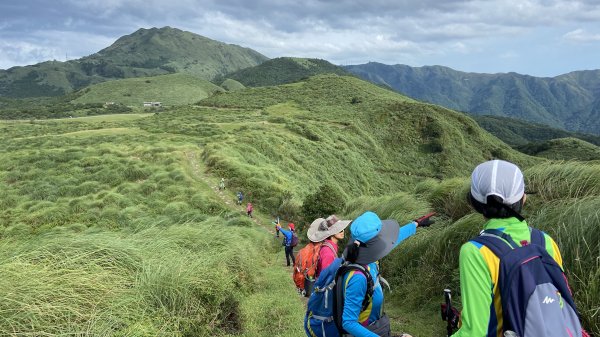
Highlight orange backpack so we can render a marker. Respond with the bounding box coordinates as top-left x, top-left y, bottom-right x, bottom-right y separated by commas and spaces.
293, 241, 335, 296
